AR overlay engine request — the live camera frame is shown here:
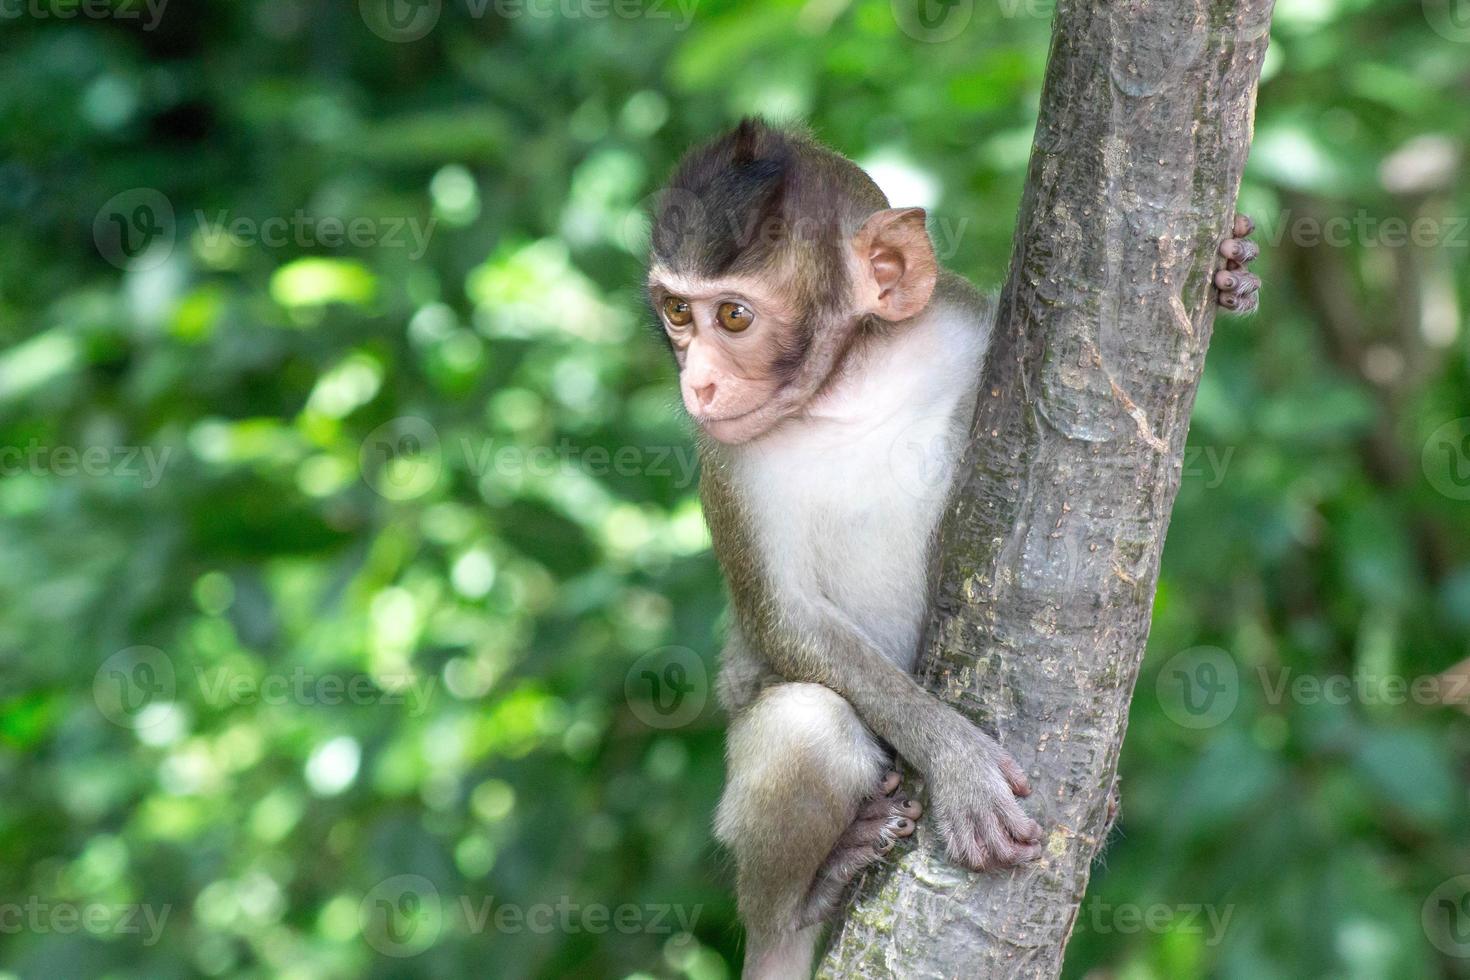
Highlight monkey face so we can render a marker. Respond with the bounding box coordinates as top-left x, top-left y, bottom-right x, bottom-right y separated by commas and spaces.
646, 120, 941, 446
649, 270, 802, 445
648, 206, 939, 446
